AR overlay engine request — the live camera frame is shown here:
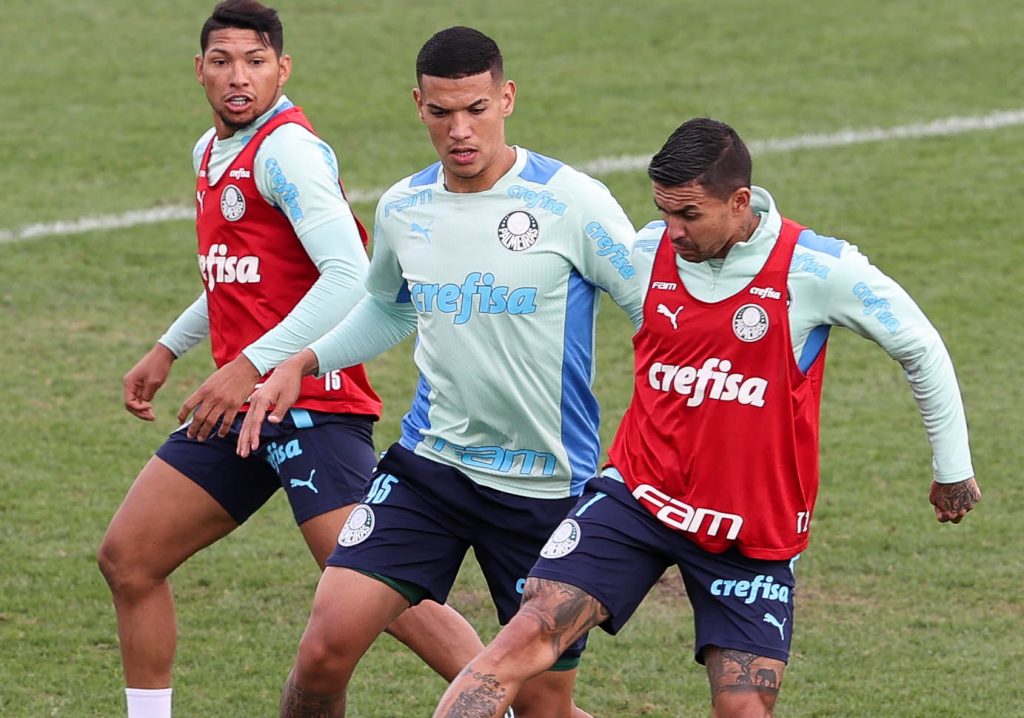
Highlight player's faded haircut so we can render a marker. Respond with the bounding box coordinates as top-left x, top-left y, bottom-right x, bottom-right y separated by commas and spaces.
200, 0, 284, 56
416, 26, 503, 84
648, 118, 752, 200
